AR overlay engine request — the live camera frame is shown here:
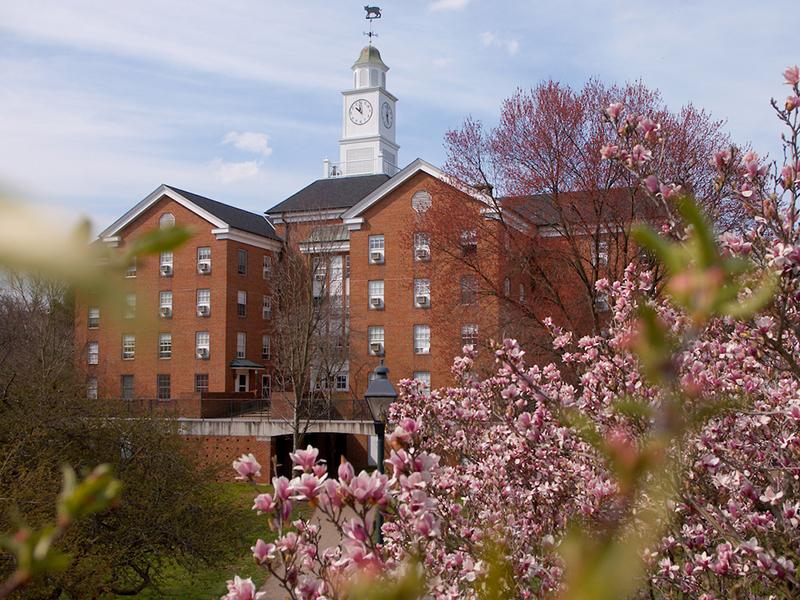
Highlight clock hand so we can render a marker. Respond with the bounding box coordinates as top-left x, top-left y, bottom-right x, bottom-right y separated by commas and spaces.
356, 104, 363, 114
